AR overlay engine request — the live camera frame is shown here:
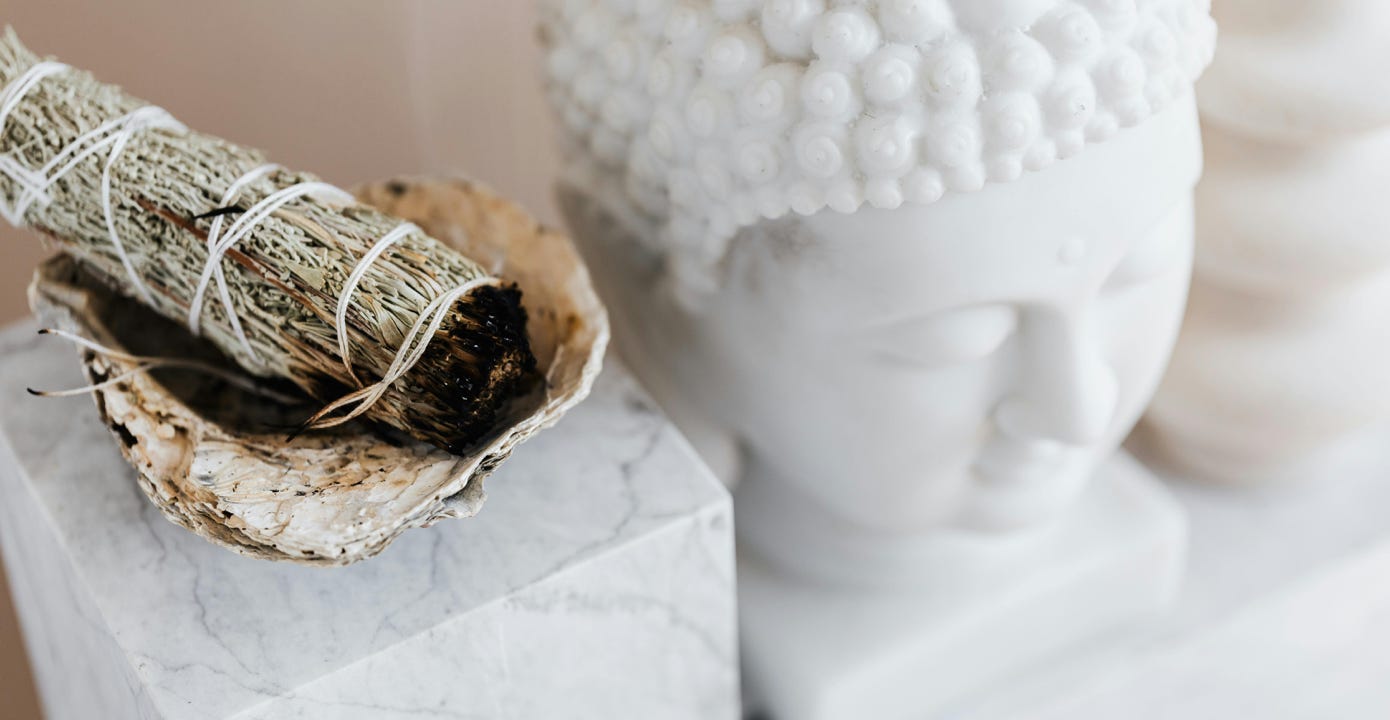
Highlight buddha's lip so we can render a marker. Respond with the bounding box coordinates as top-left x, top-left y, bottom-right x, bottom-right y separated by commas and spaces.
961, 444, 1092, 533
975, 436, 1076, 481
975, 455, 1061, 490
